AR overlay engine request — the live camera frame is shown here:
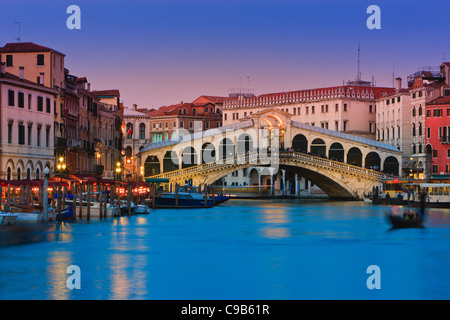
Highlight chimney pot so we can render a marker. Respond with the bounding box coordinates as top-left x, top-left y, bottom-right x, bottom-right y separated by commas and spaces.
395, 77, 402, 92
133, 104, 137, 110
